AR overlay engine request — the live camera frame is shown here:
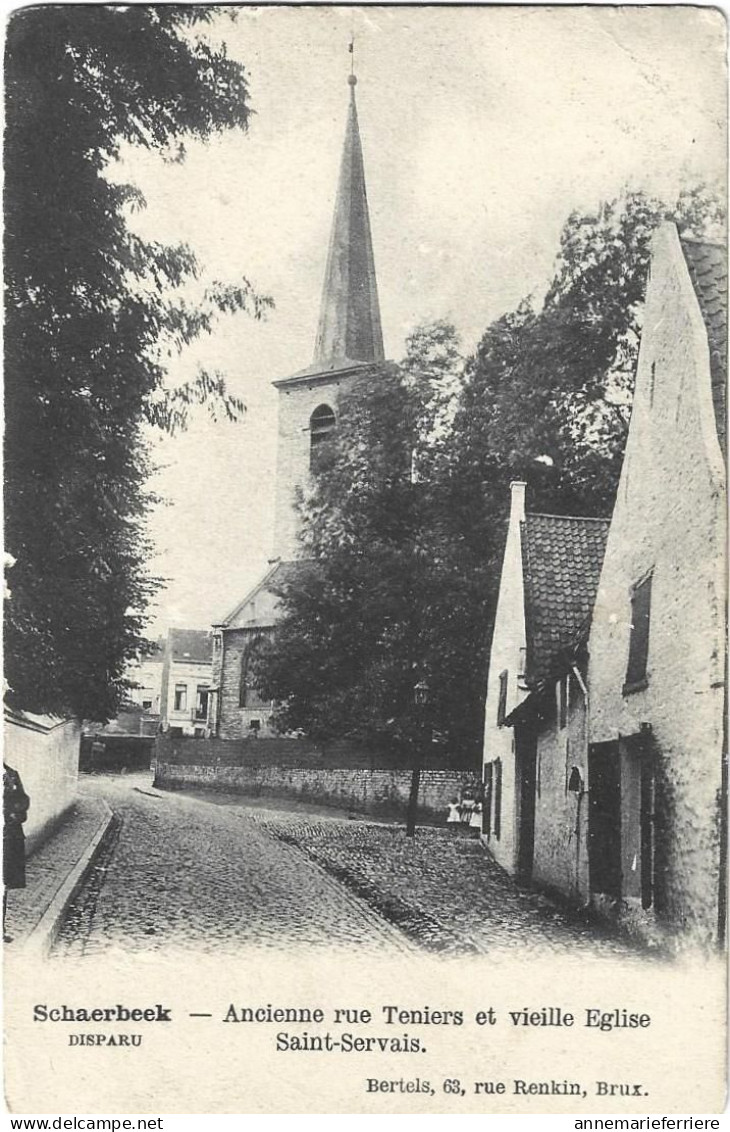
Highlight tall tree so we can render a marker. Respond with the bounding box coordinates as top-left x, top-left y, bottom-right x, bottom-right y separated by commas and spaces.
257, 326, 488, 761
5, 7, 268, 721
453, 186, 726, 519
